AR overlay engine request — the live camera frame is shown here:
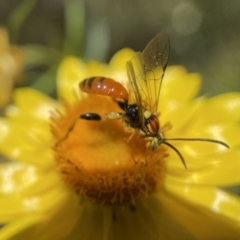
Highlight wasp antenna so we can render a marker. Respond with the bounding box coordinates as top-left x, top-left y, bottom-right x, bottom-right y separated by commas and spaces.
162, 141, 187, 169
165, 138, 229, 148
55, 117, 79, 148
